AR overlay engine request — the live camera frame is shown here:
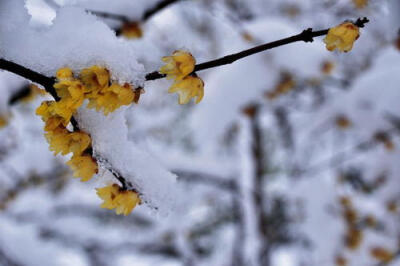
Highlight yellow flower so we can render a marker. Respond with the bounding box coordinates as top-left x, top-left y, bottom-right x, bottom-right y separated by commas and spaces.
56, 68, 74, 81
67, 154, 98, 182
44, 127, 70, 155
54, 80, 85, 112
120, 22, 143, 39
0, 116, 8, 128
44, 116, 65, 132
353, 0, 368, 9
97, 184, 120, 209
345, 227, 363, 250
113, 191, 141, 215
324, 22, 360, 52
169, 76, 204, 104
36, 101, 72, 128
88, 83, 135, 115
160, 50, 196, 81
321, 61, 335, 75
370, 247, 394, 263
96, 184, 141, 215
45, 129, 91, 156
80, 66, 110, 95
